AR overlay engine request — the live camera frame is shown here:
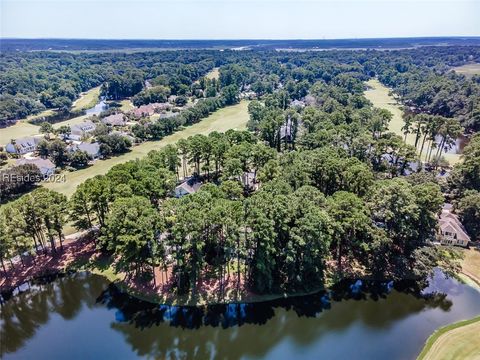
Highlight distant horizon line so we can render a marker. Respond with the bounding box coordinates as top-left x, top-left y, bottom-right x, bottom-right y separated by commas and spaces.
2, 36, 480, 41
